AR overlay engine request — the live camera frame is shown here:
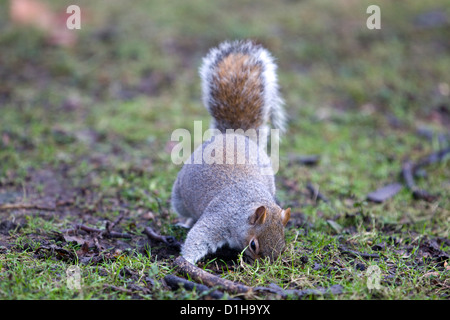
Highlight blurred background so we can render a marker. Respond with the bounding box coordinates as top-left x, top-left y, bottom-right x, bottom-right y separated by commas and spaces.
1, 0, 449, 300
0, 0, 449, 200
